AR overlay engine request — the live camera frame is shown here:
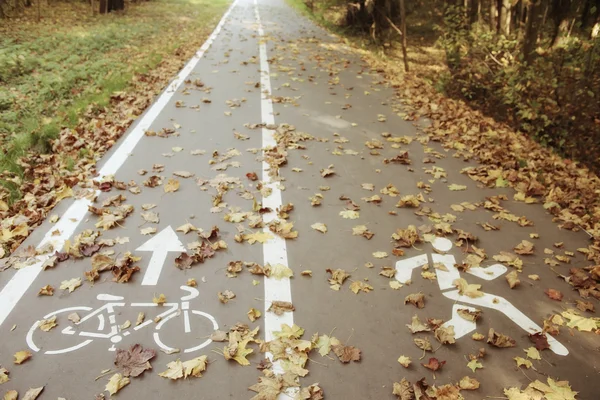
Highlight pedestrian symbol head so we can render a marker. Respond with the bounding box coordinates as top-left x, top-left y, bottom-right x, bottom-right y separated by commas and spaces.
432, 237, 453, 253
